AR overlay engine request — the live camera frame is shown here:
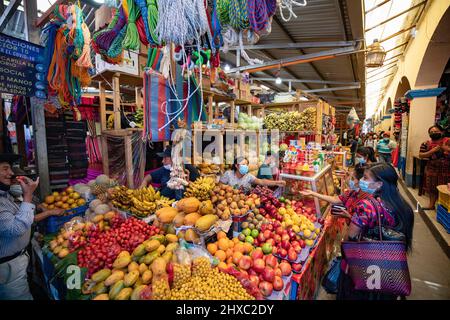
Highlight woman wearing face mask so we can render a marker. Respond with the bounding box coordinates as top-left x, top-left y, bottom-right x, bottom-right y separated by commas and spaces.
300, 166, 368, 220
419, 125, 450, 209
355, 147, 377, 167
220, 157, 286, 193
337, 163, 414, 300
